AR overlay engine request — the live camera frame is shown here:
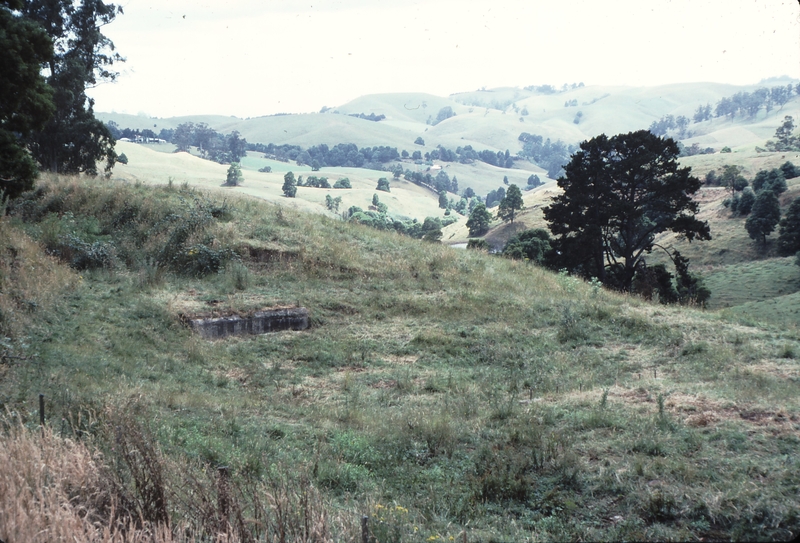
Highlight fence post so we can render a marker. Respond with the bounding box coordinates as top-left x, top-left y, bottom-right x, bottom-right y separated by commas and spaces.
218, 466, 230, 527
361, 515, 369, 543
